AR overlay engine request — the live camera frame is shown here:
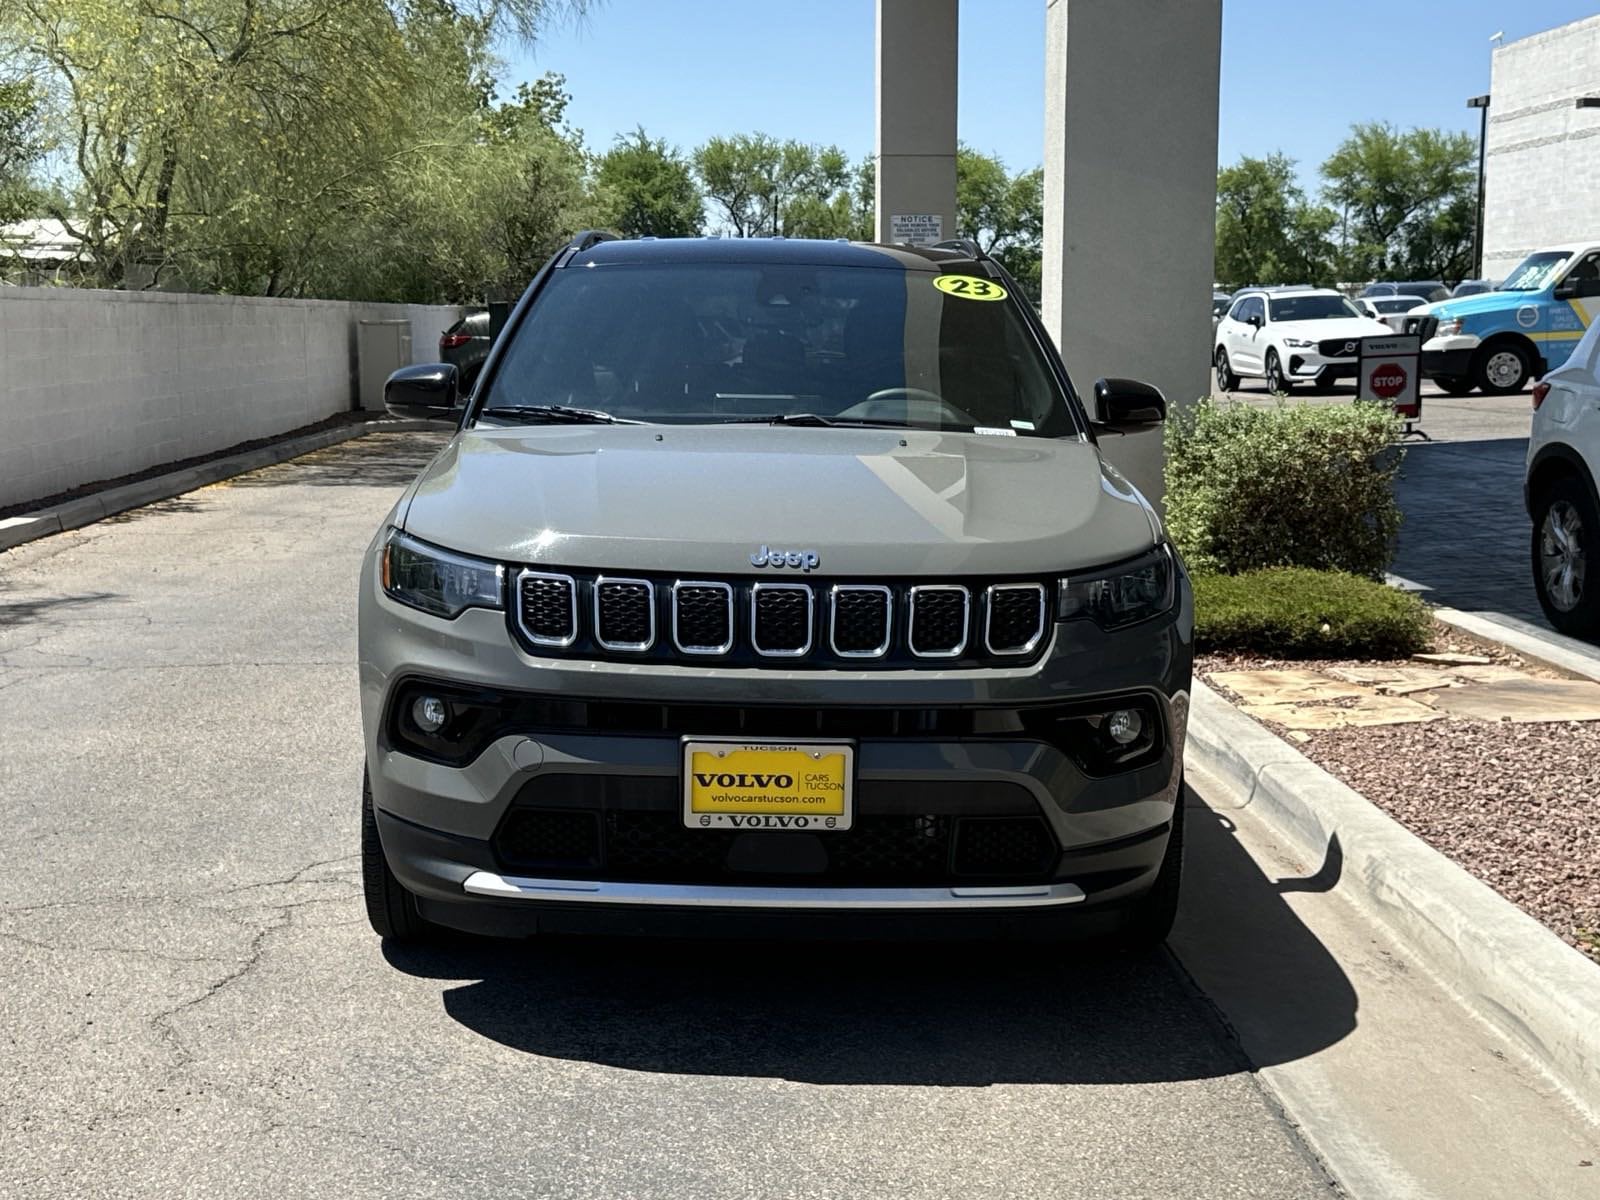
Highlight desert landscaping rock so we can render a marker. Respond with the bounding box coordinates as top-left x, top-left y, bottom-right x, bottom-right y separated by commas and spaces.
1201, 643, 1600, 963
